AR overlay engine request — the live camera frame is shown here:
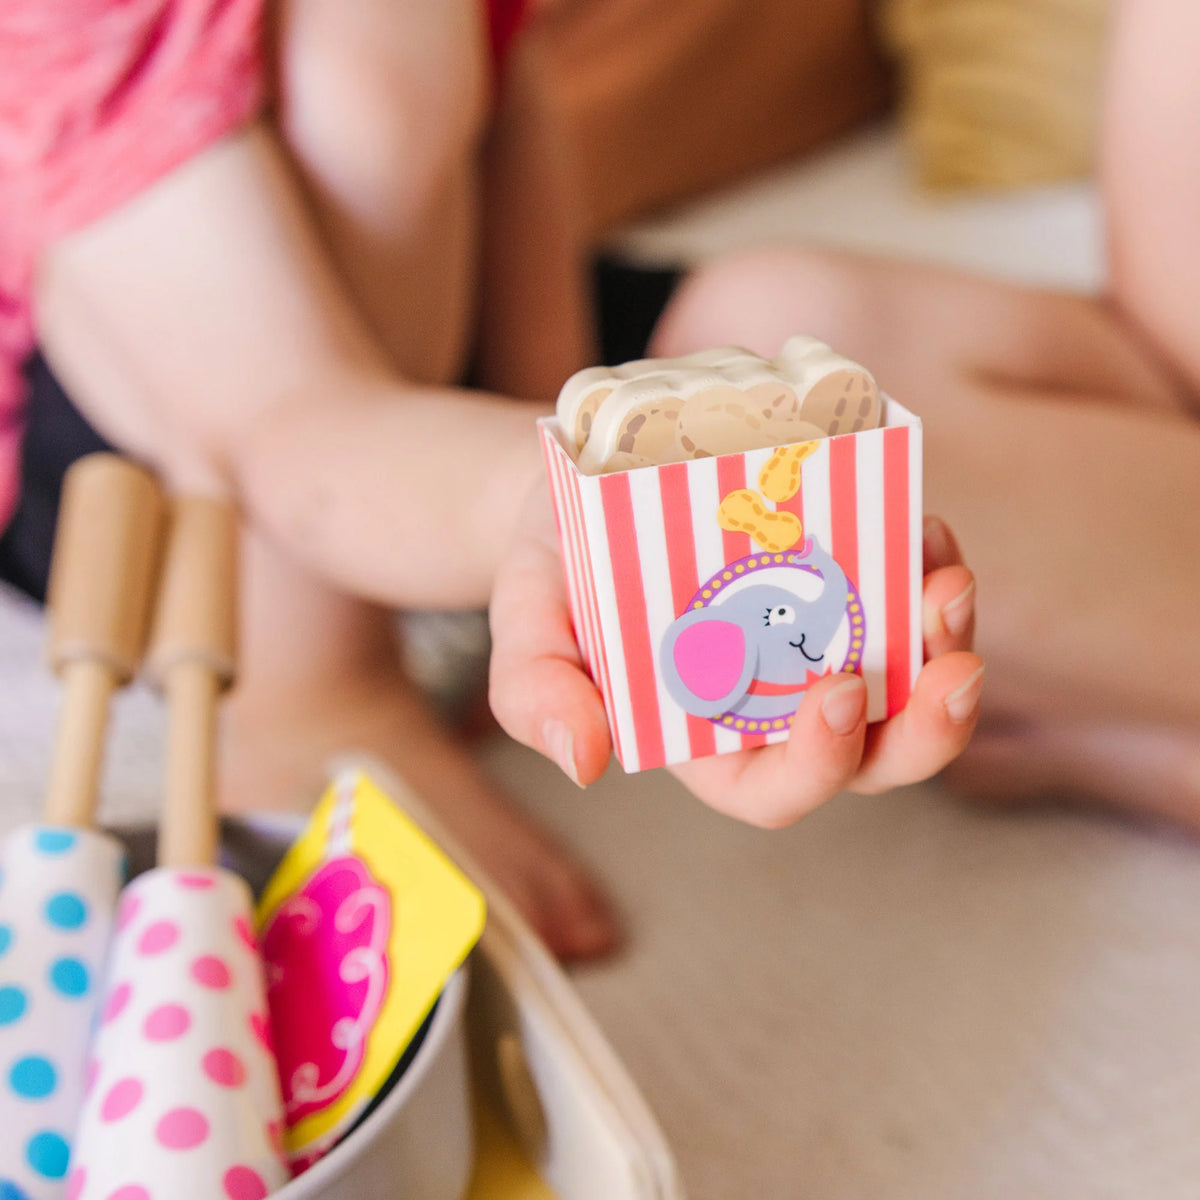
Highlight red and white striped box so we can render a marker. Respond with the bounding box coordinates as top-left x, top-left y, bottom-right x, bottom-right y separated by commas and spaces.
539, 398, 923, 773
